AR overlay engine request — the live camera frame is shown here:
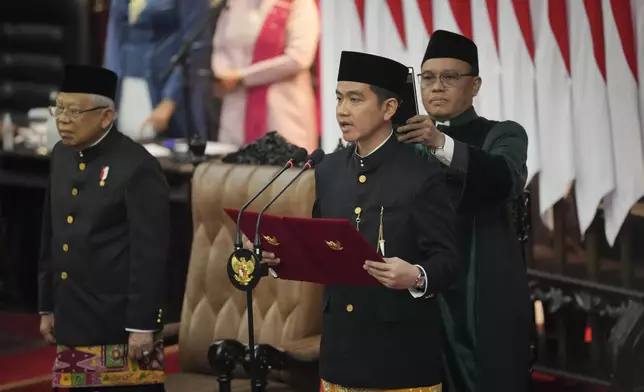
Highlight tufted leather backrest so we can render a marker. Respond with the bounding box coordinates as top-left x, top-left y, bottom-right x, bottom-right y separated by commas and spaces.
179, 162, 323, 374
